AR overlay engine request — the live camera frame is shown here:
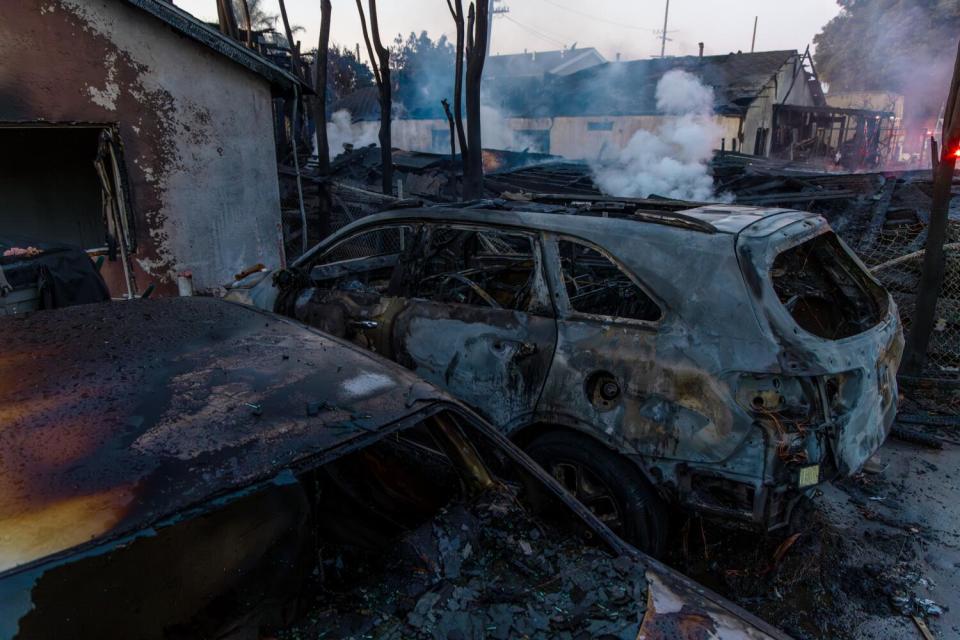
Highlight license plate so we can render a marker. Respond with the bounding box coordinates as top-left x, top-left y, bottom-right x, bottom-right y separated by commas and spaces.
798, 465, 820, 488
